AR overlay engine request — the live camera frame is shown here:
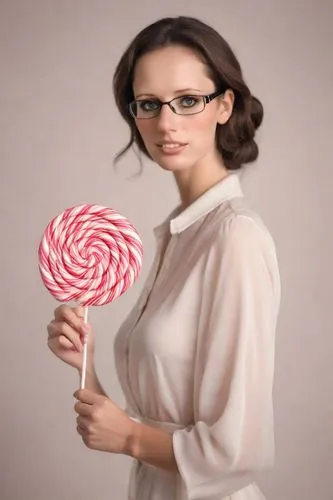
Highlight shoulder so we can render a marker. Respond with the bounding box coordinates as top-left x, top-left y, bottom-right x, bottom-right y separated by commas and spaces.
201, 204, 281, 303
206, 197, 277, 253
202, 200, 280, 290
